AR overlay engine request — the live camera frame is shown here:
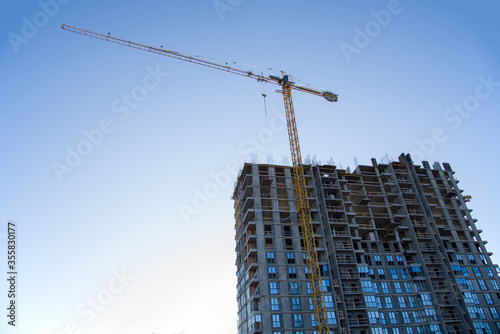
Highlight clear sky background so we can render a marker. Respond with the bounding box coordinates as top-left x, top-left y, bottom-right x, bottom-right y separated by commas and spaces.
1, 1, 500, 333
